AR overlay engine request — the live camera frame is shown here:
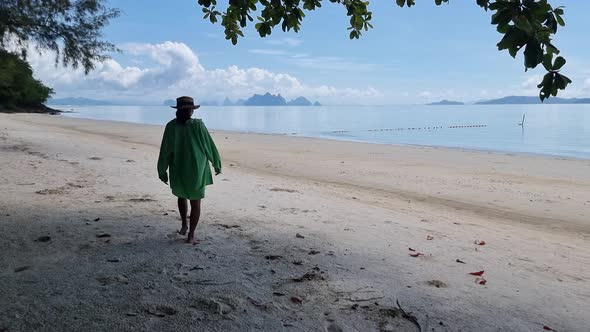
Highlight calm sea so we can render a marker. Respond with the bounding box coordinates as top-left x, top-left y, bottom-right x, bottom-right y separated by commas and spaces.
56, 104, 590, 159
